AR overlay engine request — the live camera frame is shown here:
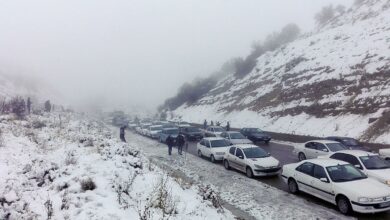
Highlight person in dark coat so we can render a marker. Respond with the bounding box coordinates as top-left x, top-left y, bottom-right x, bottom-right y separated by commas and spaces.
203, 120, 207, 130
120, 125, 127, 142
166, 135, 175, 156
226, 122, 230, 131
210, 120, 214, 126
176, 134, 185, 155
